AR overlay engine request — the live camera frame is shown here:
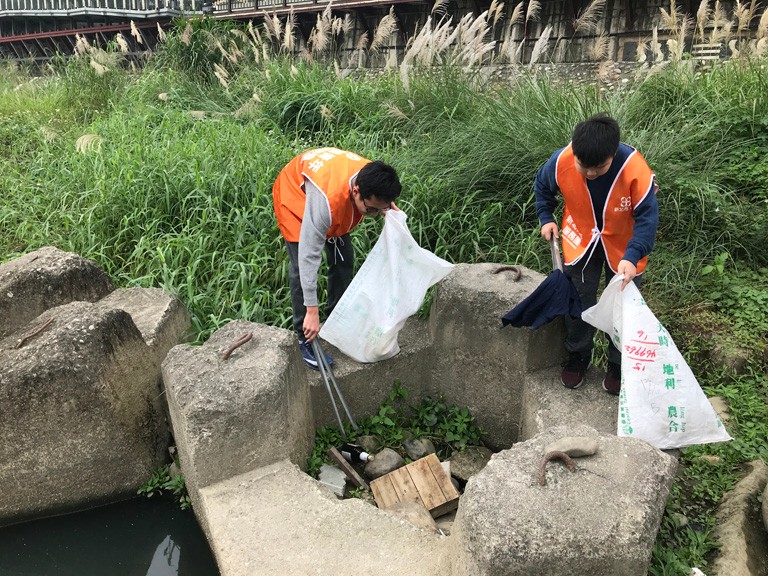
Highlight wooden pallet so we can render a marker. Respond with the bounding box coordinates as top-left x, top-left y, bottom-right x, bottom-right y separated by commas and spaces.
691, 43, 721, 62
370, 453, 459, 519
